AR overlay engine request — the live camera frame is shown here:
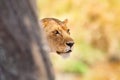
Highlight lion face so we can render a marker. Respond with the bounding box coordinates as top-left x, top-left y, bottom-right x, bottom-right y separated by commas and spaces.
41, 18, 74, 57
